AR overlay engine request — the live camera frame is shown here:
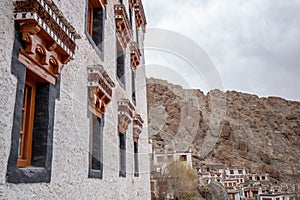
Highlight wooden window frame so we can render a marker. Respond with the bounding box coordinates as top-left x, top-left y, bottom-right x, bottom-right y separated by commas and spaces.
17, 77, 36, 167
88, 2, 94, 36
87, 0, 105, 53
